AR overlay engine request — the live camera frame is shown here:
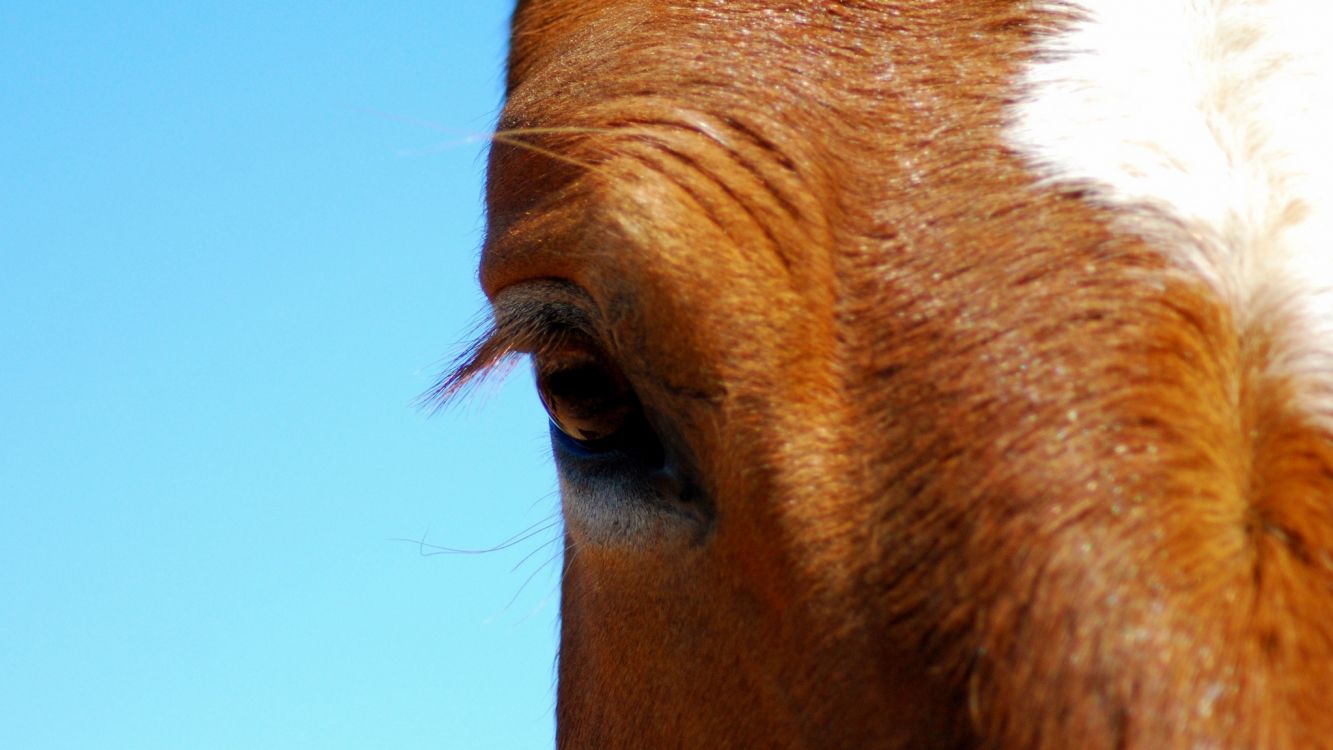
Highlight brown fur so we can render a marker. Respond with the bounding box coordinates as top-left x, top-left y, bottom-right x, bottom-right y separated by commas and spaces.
450, 1, 1333, 746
